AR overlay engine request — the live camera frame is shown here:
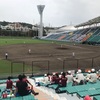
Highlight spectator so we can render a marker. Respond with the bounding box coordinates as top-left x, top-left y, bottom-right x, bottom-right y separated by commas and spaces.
75, 69, 85, 84
96, 69, 100, 80
6, 76, 15, 90
15, 75, 39, 96
50, 73, 56, 84
72, 78, 79, 86
55, 73, 60, 84
89, 69, 98, 83
55, 72, 67, 92
86, 70, 91, 81
84, 95, 92, 100
22, 74, 33, 88
66, 71, 73, 83
59, 72, 63, 78
42, 74, 50, 84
